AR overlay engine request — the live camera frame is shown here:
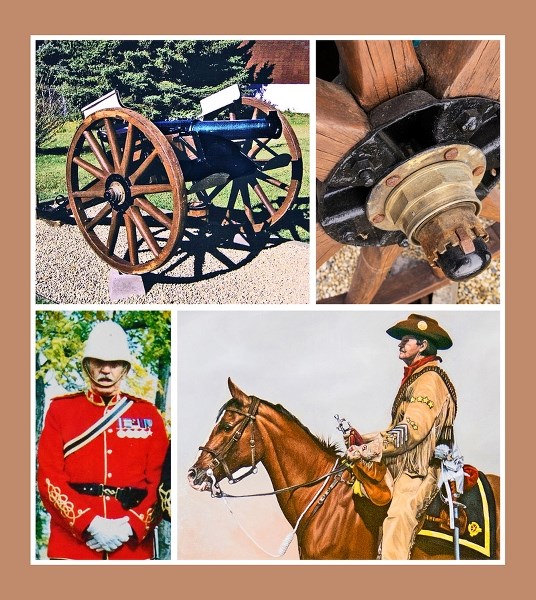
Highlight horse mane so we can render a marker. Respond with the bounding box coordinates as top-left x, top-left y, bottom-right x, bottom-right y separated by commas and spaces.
217, 397, 343, 457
